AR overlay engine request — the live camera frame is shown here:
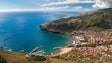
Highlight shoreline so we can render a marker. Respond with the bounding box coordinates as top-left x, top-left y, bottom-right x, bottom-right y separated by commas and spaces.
0, 32, 72, 56
43, 29, 112, 57
1, 29, 112, 58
